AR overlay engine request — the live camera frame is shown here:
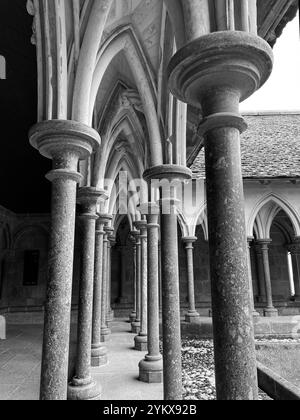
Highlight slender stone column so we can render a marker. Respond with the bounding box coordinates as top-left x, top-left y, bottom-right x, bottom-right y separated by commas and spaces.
134, 221, 148, 351
139, 203, 163, 383
168, 30, 273, 400
117, 246, 128, 304
132, 229, 141, 334
100, 218, 112, 342
68, 188, 103, 400
91, 214, 108, 367
247, 237, 260, 318
182, 237, 200, 323
254, 243, 267, 303
106, 234, 115, 323
288, 238, 300, 301
129, 234, 137, 323
144, 165, 191, 400
29, 120, 100, 400
257, 240, 278, 317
